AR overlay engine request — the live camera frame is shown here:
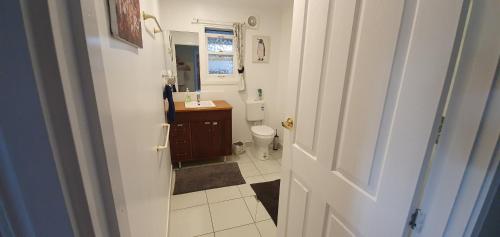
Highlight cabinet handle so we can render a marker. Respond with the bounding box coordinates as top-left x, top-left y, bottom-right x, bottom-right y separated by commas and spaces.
204, 121, 211, 125
212, 122, 218, 125
177, 124, 183, 127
